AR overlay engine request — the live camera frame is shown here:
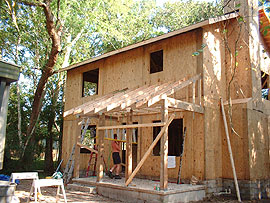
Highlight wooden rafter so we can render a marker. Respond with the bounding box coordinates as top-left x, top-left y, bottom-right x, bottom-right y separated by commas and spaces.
64, 74, 203, 117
